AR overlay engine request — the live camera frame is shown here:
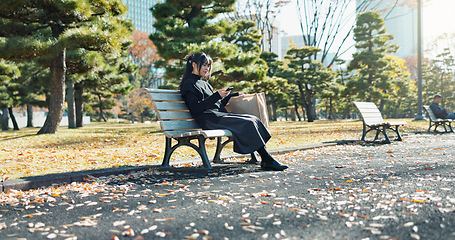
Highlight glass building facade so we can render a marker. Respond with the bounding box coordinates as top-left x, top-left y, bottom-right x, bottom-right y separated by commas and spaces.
123, 0, 162, 33
356, 0, 417, 59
